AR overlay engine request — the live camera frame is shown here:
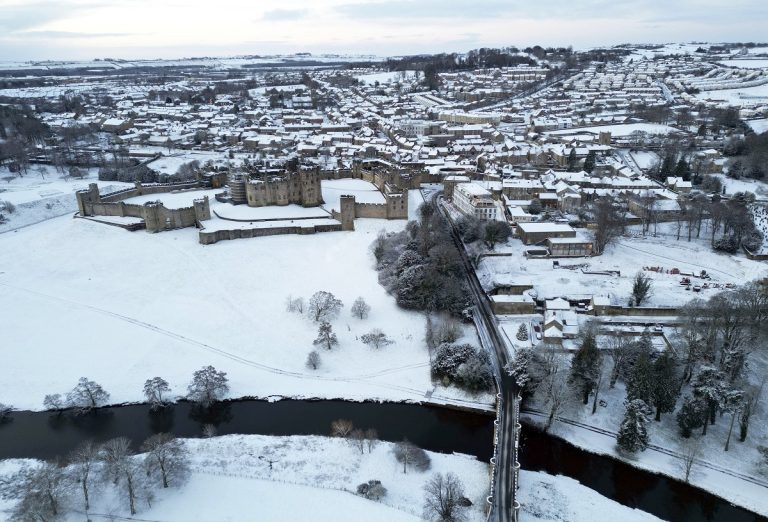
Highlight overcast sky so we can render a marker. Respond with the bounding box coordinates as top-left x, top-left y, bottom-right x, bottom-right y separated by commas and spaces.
0, 0, 765, 61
